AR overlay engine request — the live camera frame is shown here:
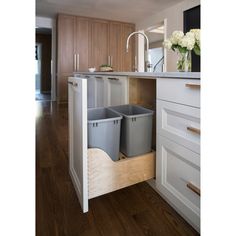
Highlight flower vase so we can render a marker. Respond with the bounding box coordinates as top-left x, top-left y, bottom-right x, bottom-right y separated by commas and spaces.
177, 50, 192, 72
